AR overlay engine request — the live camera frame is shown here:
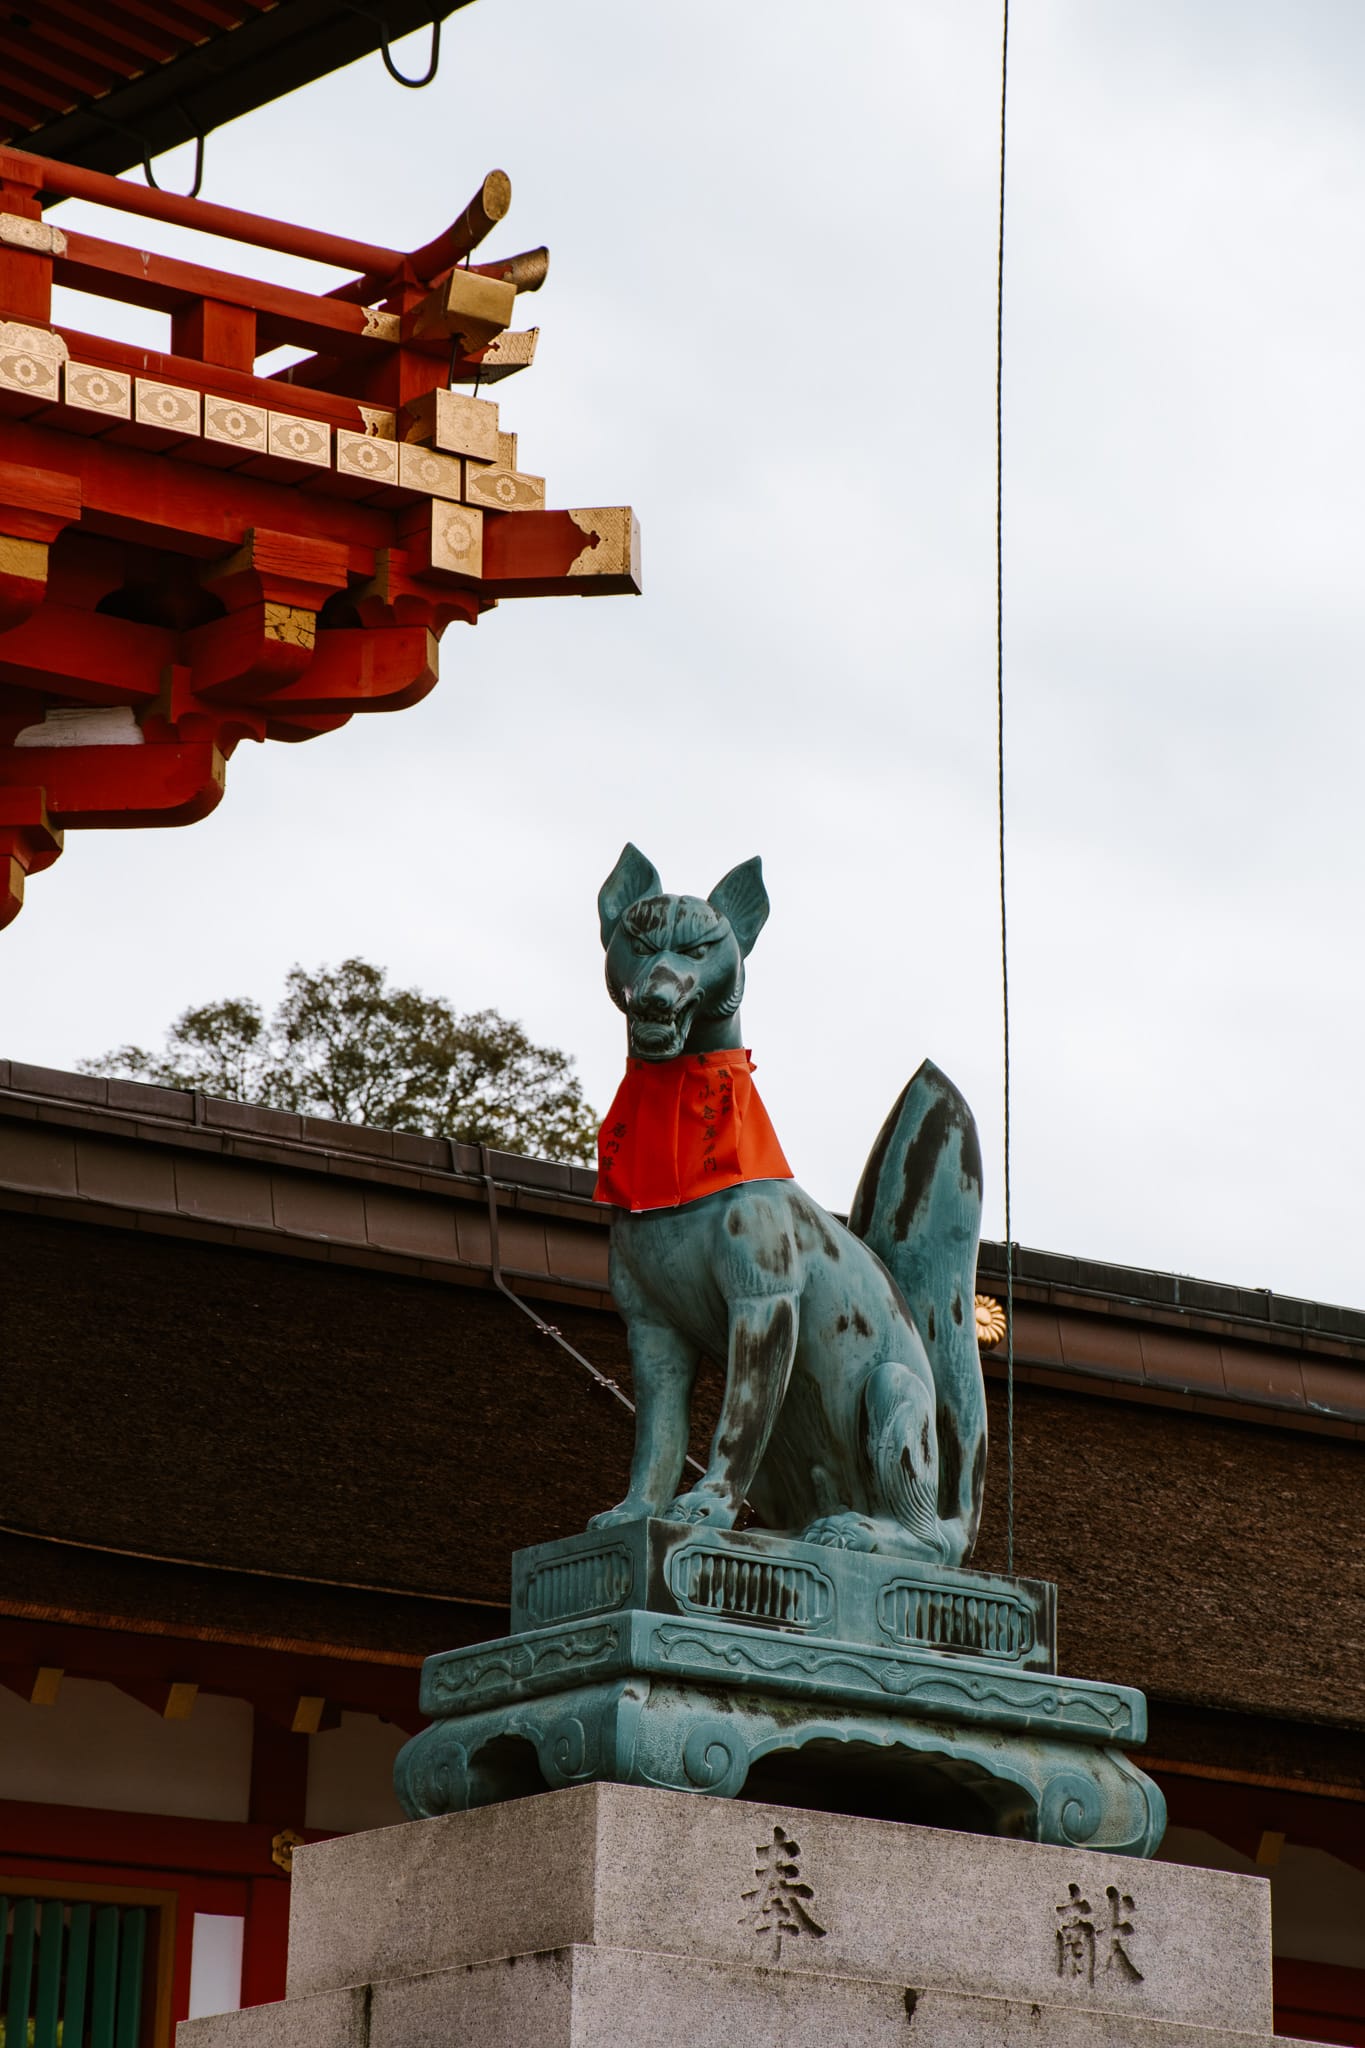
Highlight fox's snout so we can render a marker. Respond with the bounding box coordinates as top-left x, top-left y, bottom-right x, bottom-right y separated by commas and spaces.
628, 969, 696, 1020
